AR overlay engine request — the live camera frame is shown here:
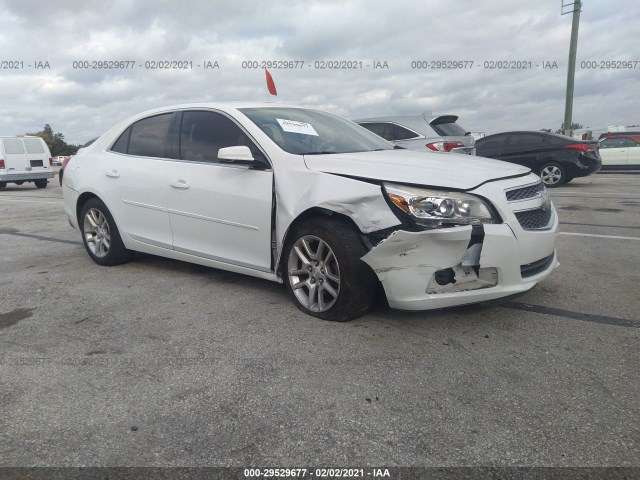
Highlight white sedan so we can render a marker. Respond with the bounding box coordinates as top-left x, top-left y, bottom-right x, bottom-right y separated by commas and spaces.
63, 103, 558, 321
